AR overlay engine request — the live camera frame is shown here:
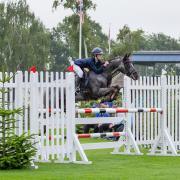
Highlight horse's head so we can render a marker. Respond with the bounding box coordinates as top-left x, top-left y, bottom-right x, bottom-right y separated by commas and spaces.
104, 54, 139, 80
122, 54, 139, 80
